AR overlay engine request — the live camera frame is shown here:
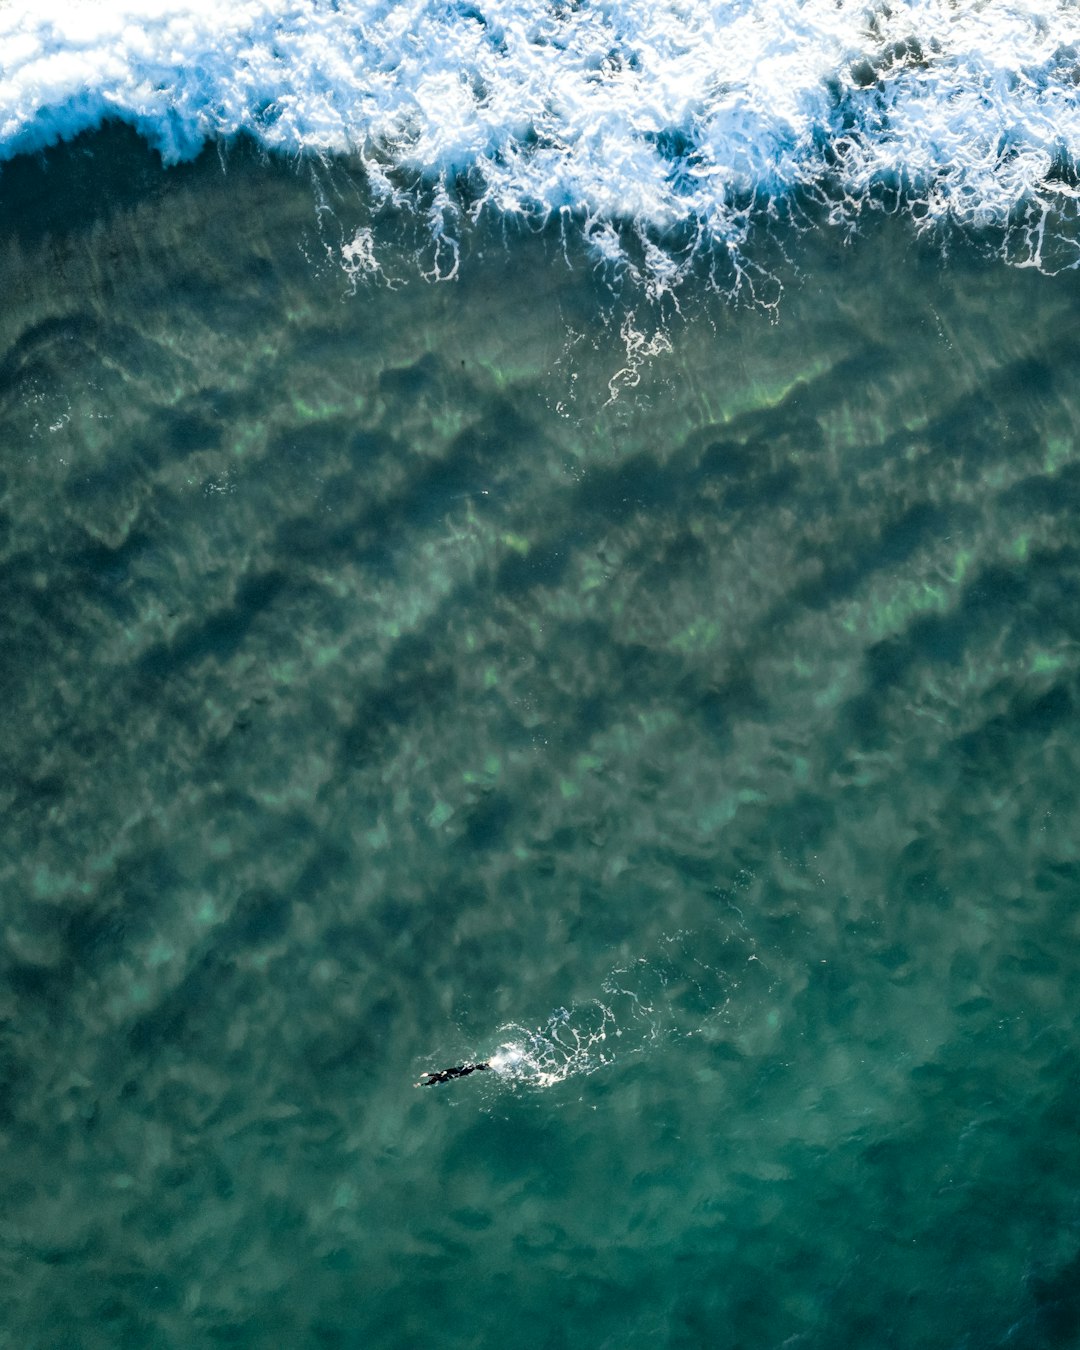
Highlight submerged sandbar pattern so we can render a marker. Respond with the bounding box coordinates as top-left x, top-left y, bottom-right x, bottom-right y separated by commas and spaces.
2, 126, 1080, 1346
